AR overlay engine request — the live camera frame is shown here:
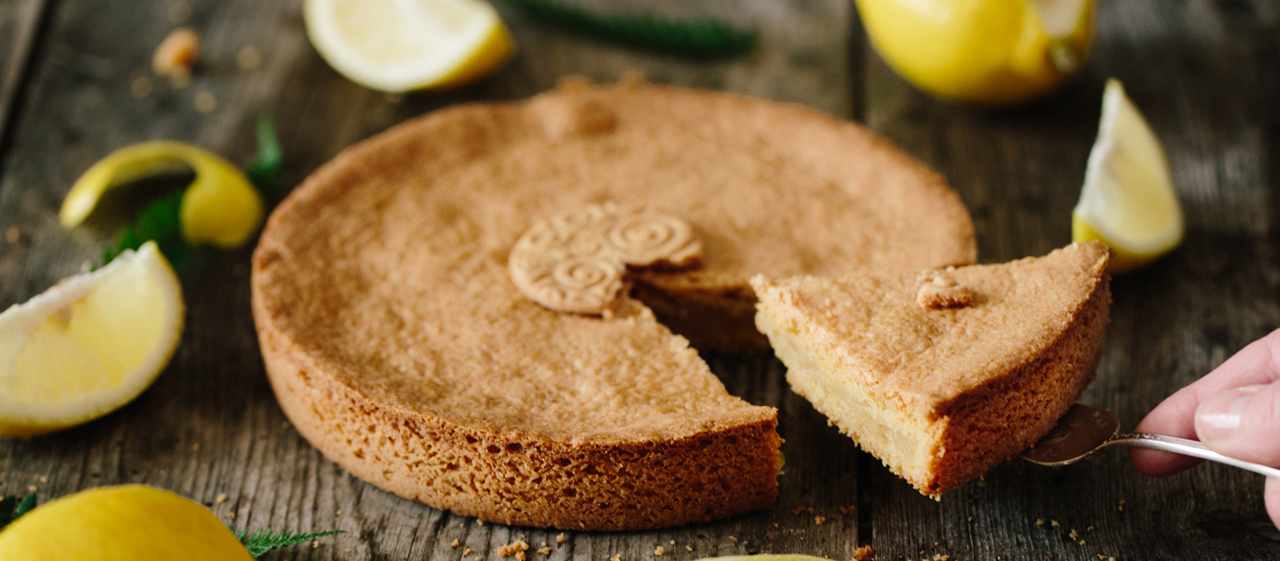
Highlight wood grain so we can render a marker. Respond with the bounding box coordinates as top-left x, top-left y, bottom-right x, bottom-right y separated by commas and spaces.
0, 1, 863, 560
0, 0, 46, 146
859, 0, 1280, 559
3, 0, 1280, 559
